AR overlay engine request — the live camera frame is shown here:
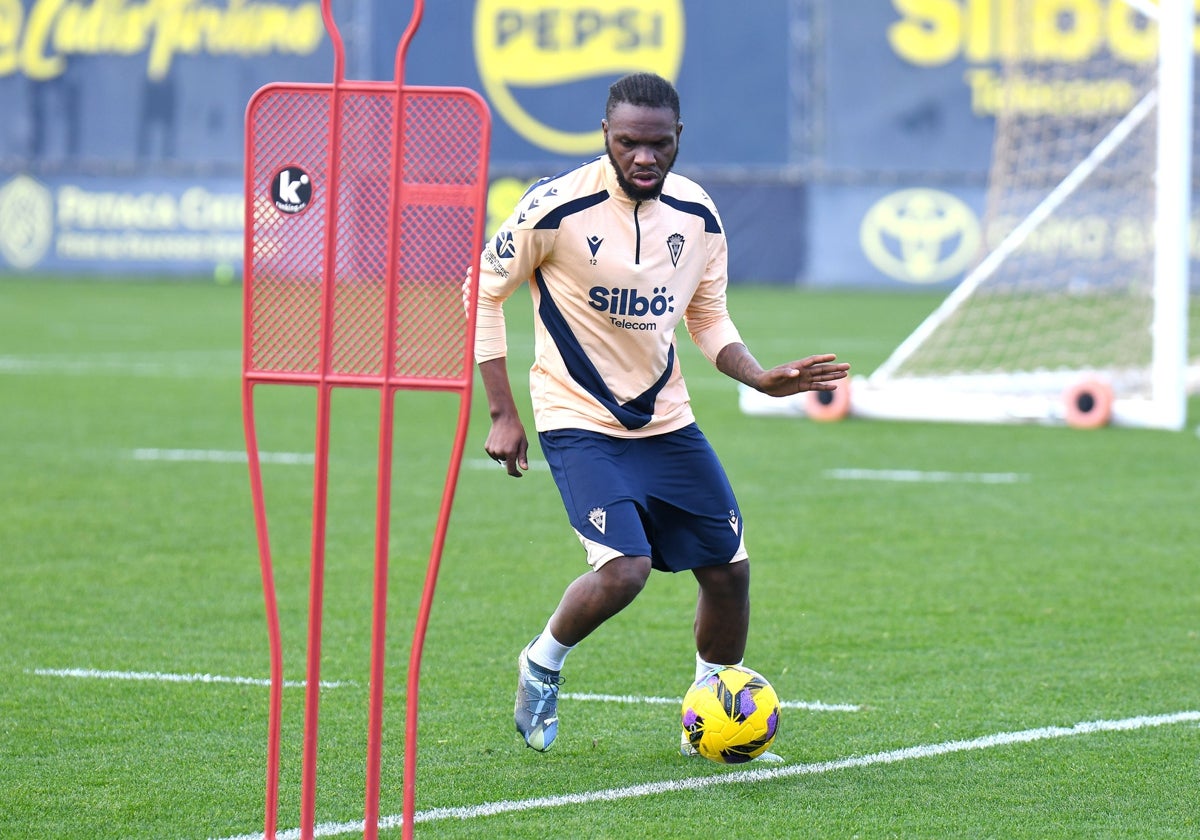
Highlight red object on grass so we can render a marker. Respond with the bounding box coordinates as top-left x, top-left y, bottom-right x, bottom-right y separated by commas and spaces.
241, 2, 490, 837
